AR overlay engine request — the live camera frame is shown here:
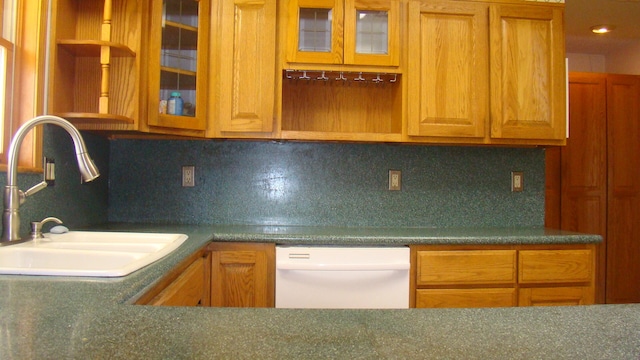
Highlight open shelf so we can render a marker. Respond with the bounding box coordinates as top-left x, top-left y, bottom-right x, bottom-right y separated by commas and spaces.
57, 40, 135, 57
281, 70, 403, 140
